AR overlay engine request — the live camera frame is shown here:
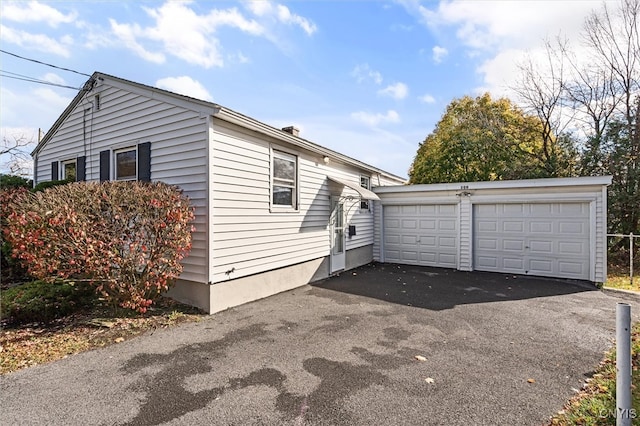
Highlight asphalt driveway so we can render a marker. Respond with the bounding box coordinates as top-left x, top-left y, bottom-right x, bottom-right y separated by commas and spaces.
2, 263, 640, 426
